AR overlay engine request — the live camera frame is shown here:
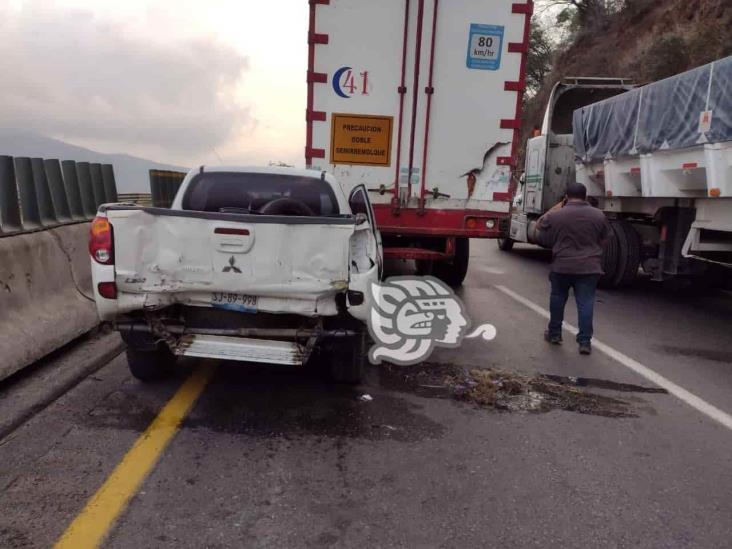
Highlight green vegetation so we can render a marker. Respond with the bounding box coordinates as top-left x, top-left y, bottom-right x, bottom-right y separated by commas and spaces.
522, 0, 732, 160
